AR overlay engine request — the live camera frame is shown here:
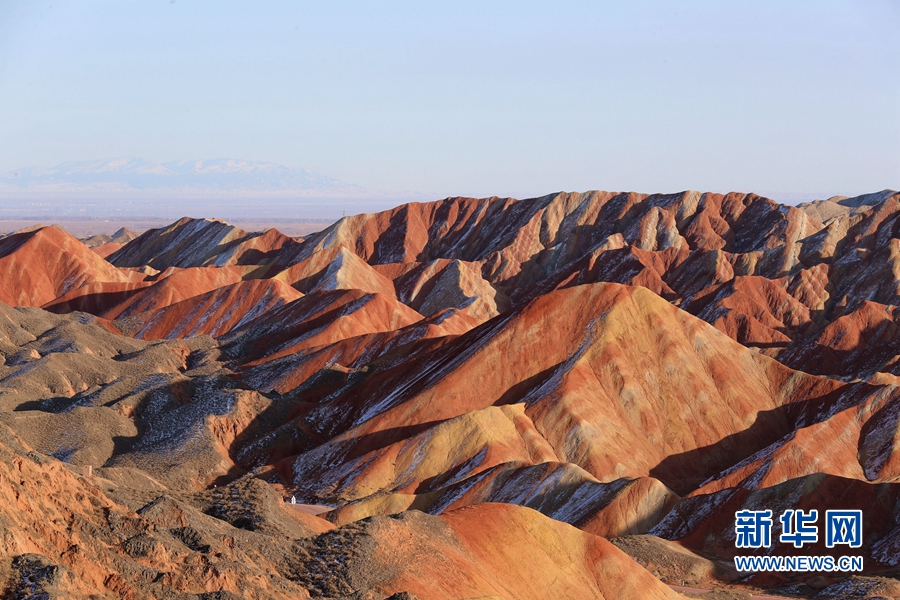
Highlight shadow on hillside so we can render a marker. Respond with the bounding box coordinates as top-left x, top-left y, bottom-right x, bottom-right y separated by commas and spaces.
649, 383, 879, 496
492, 363, 564, 406
42, 288, 149, 317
